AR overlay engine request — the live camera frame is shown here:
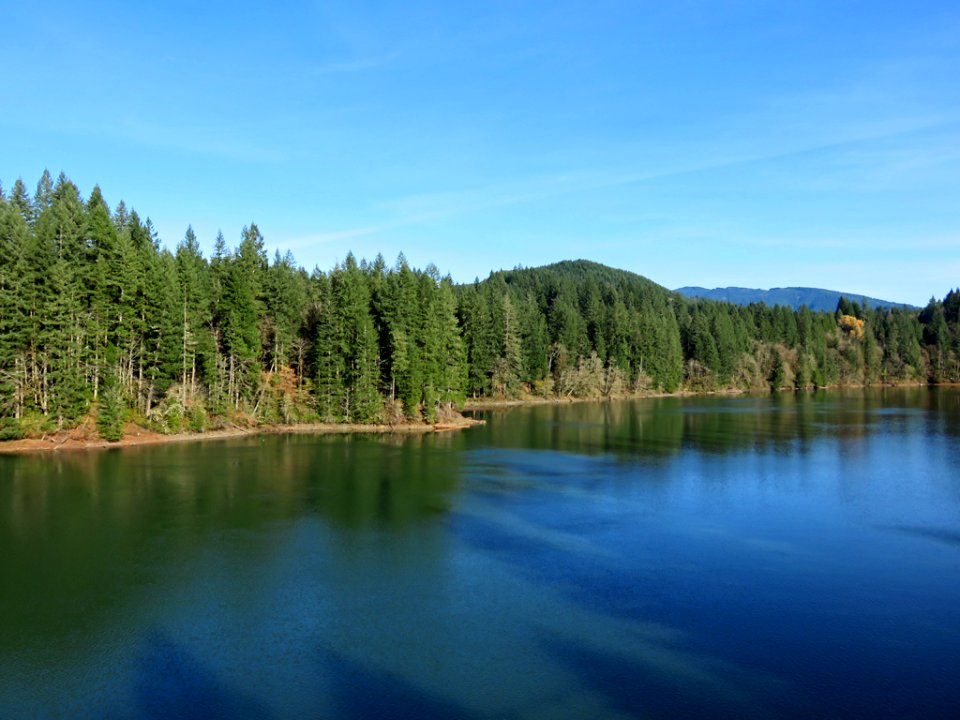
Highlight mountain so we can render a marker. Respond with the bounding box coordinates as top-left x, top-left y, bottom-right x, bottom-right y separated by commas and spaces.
674, 286, 916, 312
